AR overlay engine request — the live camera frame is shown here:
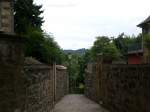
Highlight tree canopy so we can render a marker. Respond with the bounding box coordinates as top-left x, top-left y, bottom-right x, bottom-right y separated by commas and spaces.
14, 0, 44, 34
24, 27, 64, 64
14, 0, 65, 64
91, 36, 120, 61
113, 33, 142, 59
